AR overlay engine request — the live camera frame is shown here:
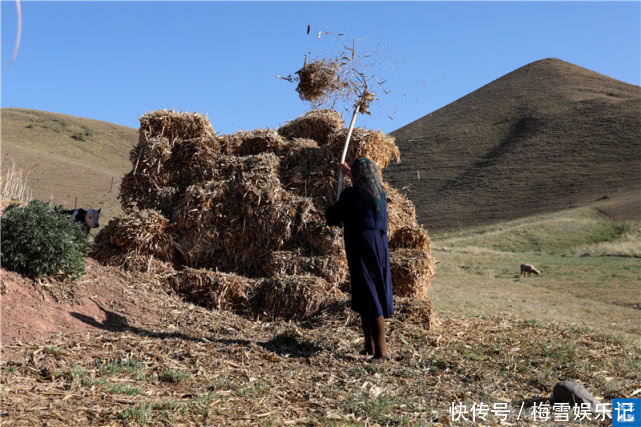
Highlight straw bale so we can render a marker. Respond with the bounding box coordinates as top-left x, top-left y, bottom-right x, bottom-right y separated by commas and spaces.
172, 153, 283, 227
172, 229, 218, 268
129, 136, 173, 175
295, 60, 346, 102
168, 137, 222, 187
277, 110, 344, 145
292, 204, 344, 255
389, 225, 431, 253
91, 243, 175, 276
328, 128, 400, 171
119, 173, 179, 218
278, 143, 341, 205
384, 182, 417, 237
120, 136, 174, 211
298, 223, 344, 256
394, 296, 439, 330
264, 250, 348, 285
120, 133, 180, 216
168, 268, 253, 311
252, 275, 342, 320
174, 197, 306, 275
390, 248, 436, 300
221, 129, 286, 156
171, 179, 228, 229
171, 154, 312, 274
138, 109, 215, 143
94, 209, 173, 260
